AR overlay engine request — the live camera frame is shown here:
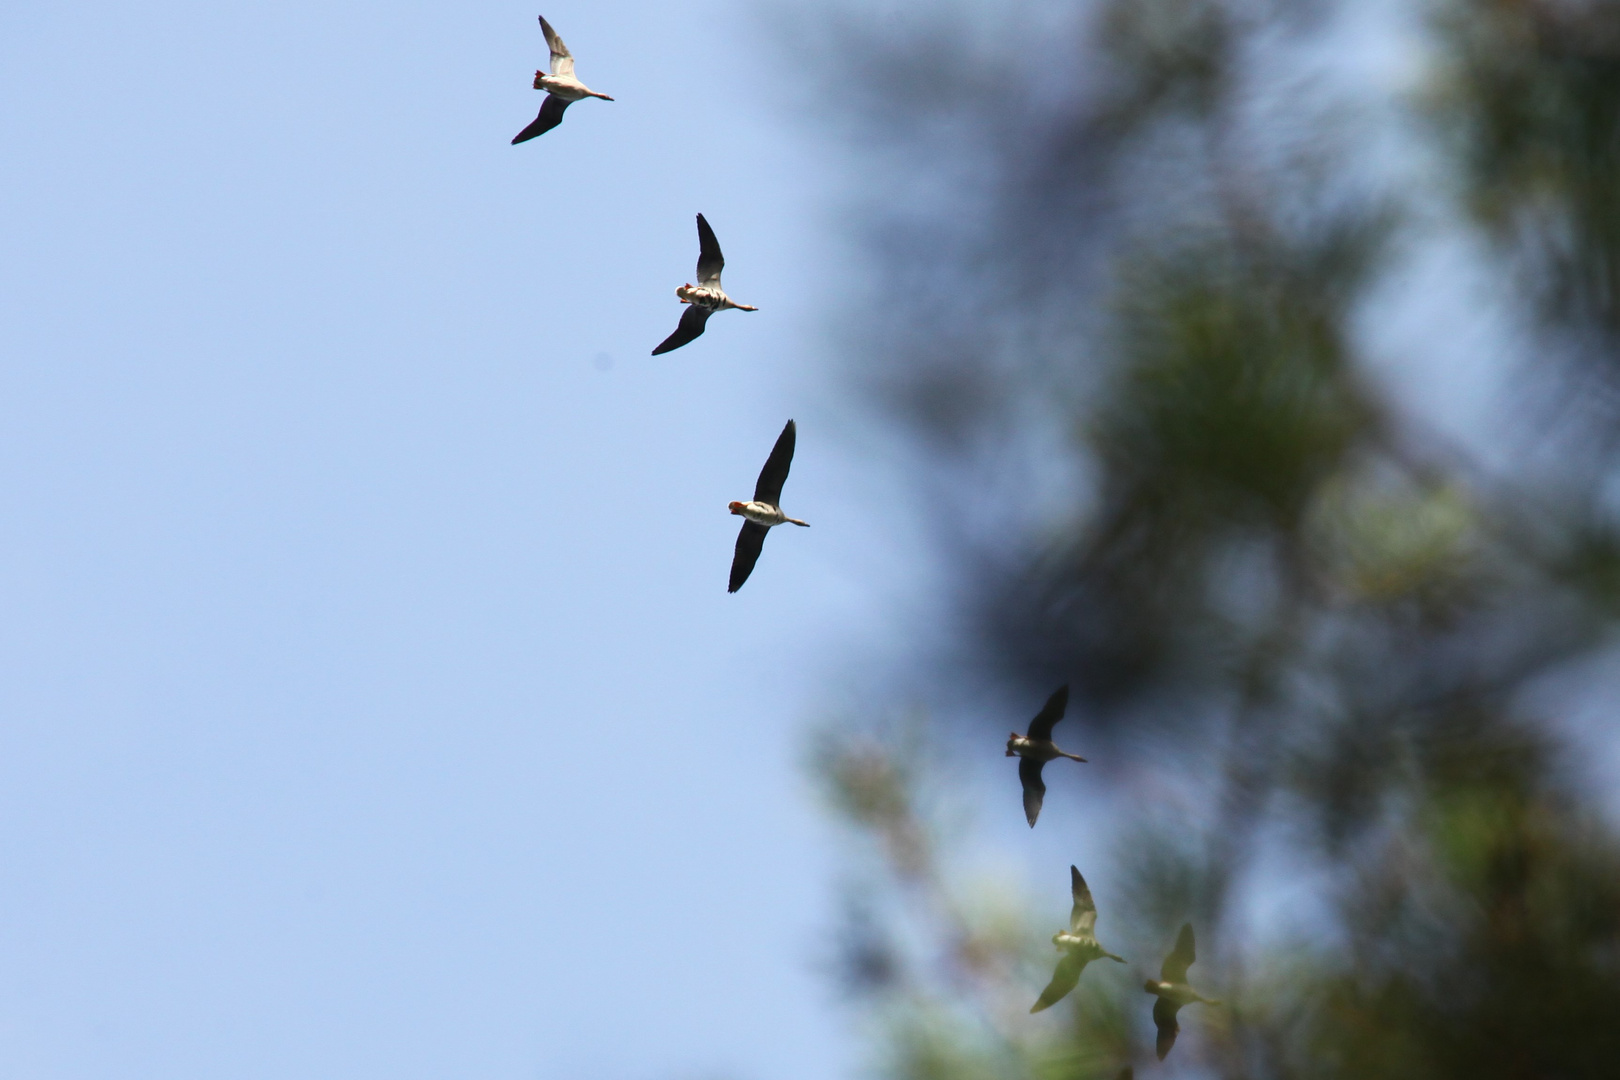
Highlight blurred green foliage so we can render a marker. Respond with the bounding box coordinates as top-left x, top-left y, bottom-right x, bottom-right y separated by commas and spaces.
800, 0, 1620, 1076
